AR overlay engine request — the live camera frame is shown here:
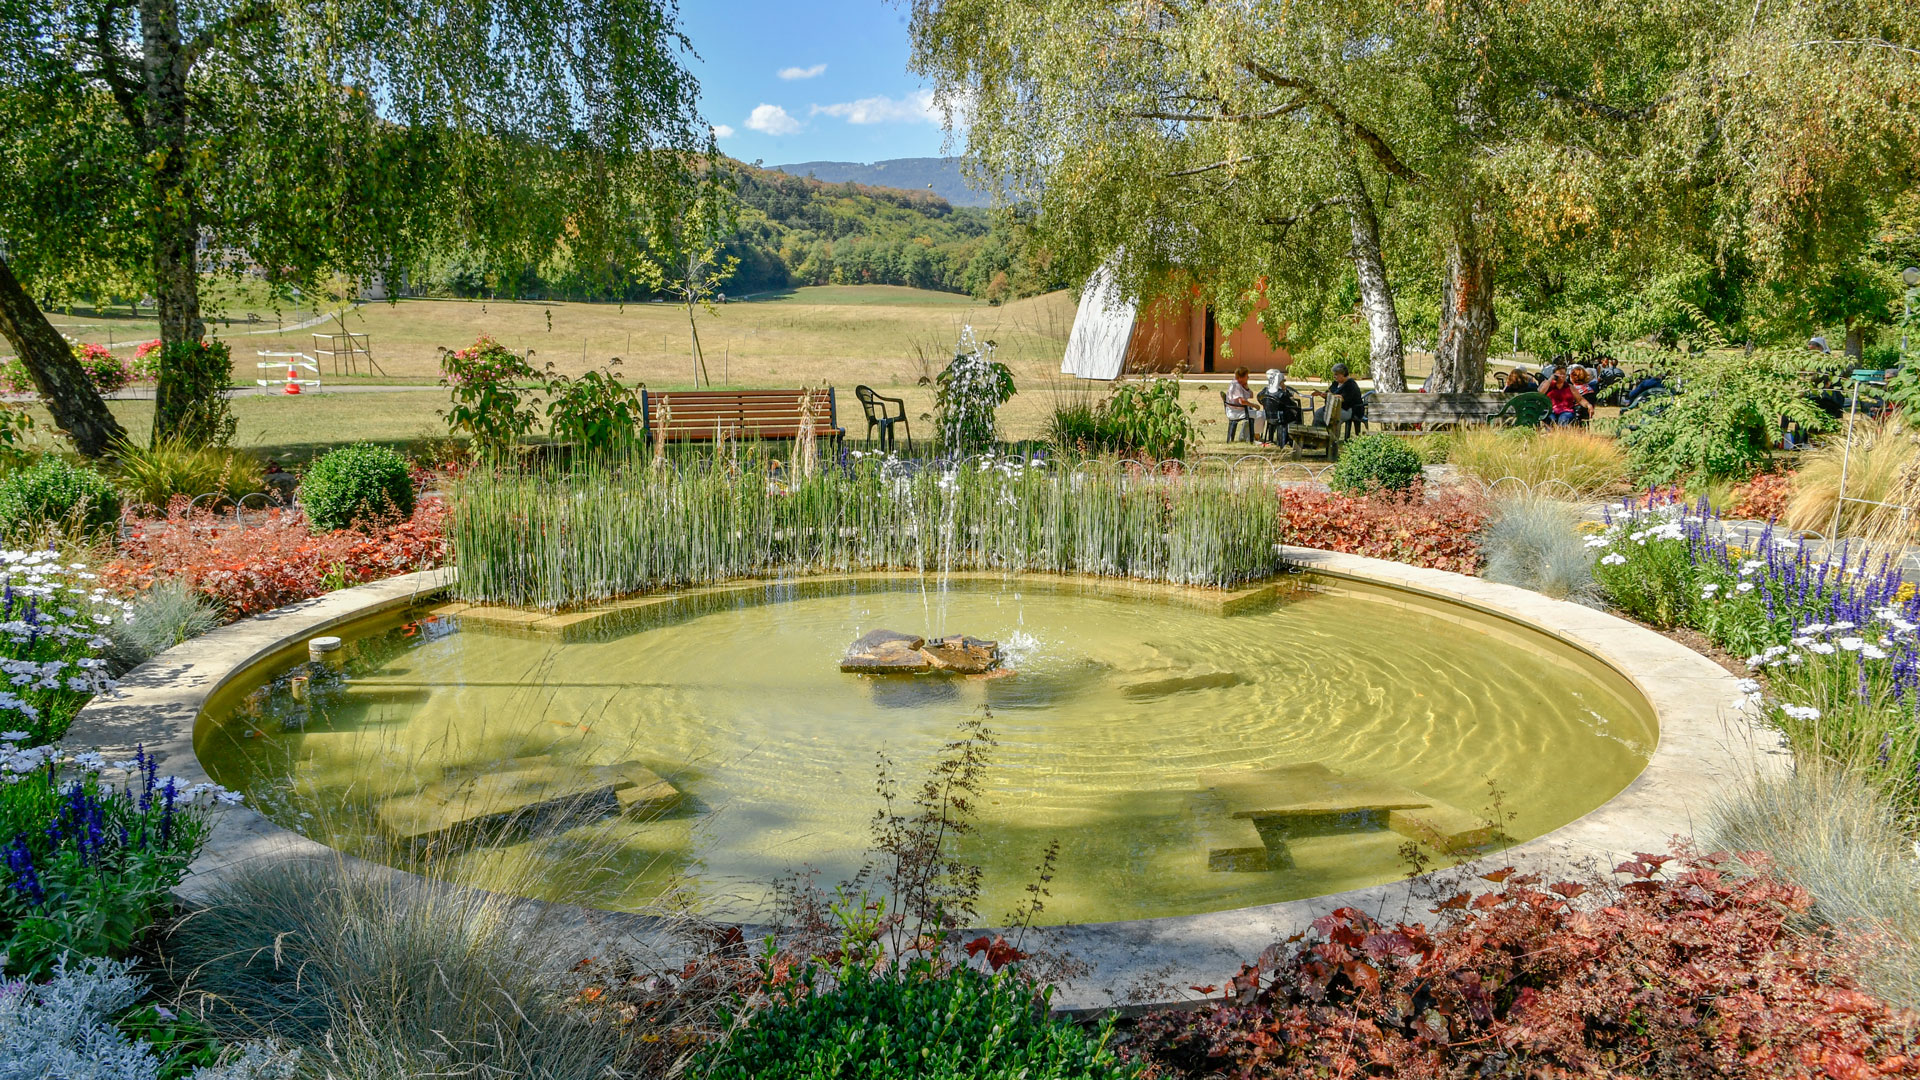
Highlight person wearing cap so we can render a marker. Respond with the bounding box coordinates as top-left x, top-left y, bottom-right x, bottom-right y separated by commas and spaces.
1326, 363, 1366, 436
1257, 368, 1300, 448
